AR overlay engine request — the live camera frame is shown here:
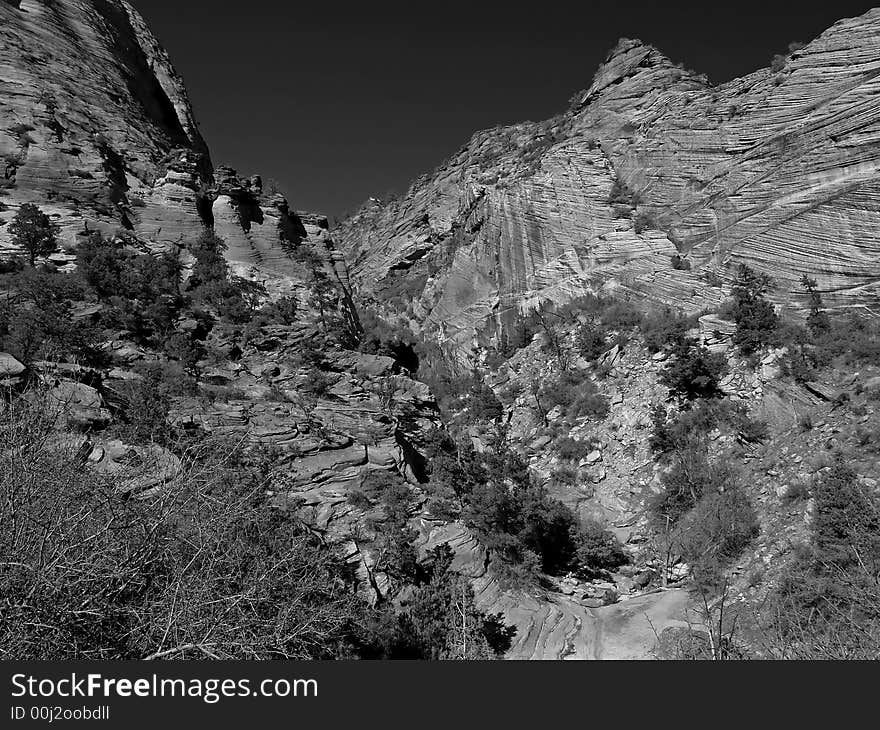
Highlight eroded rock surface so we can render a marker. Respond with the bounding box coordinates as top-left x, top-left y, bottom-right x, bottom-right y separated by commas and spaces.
337, 9, 880, 357
0, 0, 210, 250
